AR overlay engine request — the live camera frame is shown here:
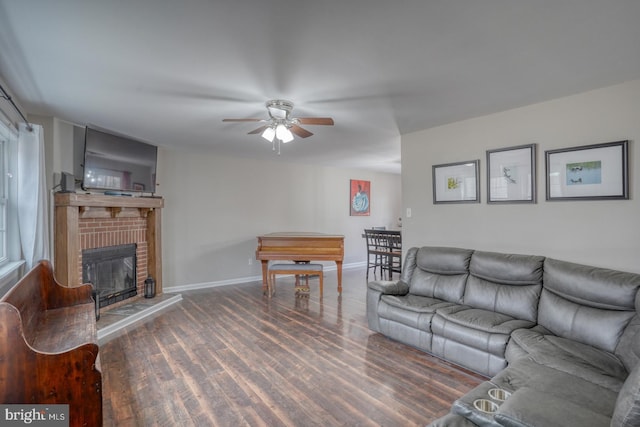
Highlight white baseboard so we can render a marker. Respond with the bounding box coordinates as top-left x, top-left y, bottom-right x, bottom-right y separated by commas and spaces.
163, 261, 366, 293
